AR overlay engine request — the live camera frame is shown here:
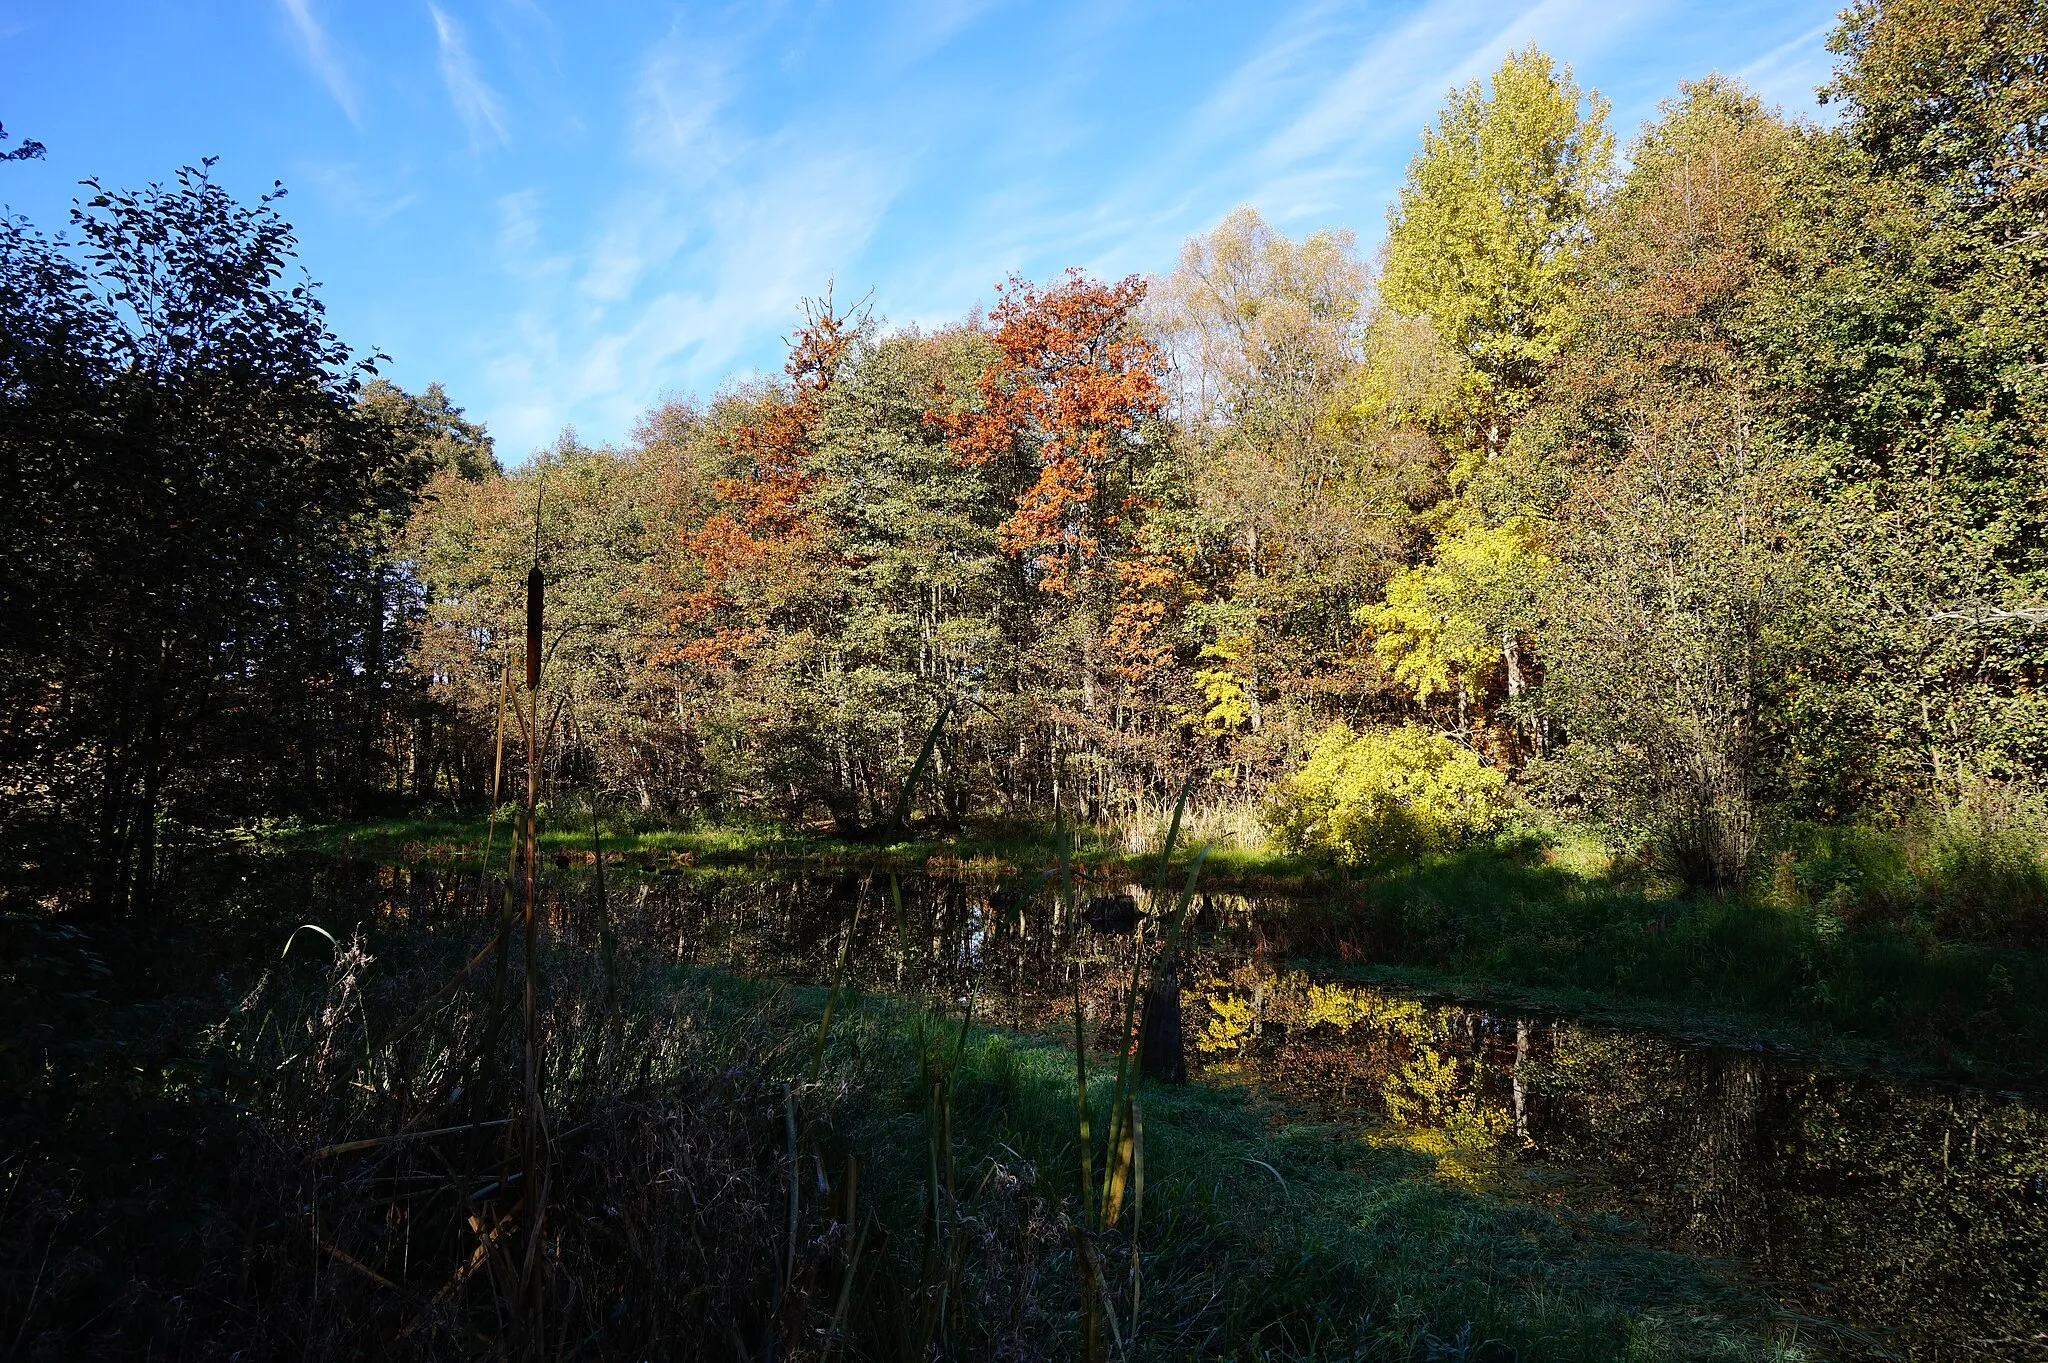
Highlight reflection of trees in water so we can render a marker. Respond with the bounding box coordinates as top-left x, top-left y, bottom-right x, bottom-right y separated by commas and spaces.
1535, 1033, 1781, 1254
1182, 962, 2048, 1359
349, 862, 1165, 1036
348, 866, 2046, 1356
